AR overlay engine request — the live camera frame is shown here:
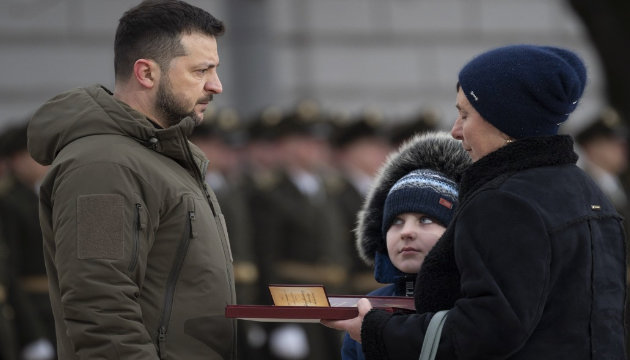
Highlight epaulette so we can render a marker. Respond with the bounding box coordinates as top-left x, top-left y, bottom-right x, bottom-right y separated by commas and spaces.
233, 261, 259, 284
252, 170, 280, 191
0, 284, 6, 304
322, 172, 347, 194
0, 176, 15, 197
